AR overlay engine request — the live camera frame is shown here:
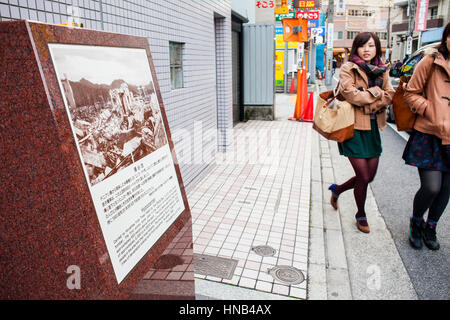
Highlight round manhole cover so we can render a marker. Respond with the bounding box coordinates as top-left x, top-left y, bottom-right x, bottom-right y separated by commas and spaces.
251, 245, 276, 257
268, 265, 305, 285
